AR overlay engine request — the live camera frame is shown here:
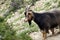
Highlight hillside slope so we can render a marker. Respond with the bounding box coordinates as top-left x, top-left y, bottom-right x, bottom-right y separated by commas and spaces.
0, 0, 60, 40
